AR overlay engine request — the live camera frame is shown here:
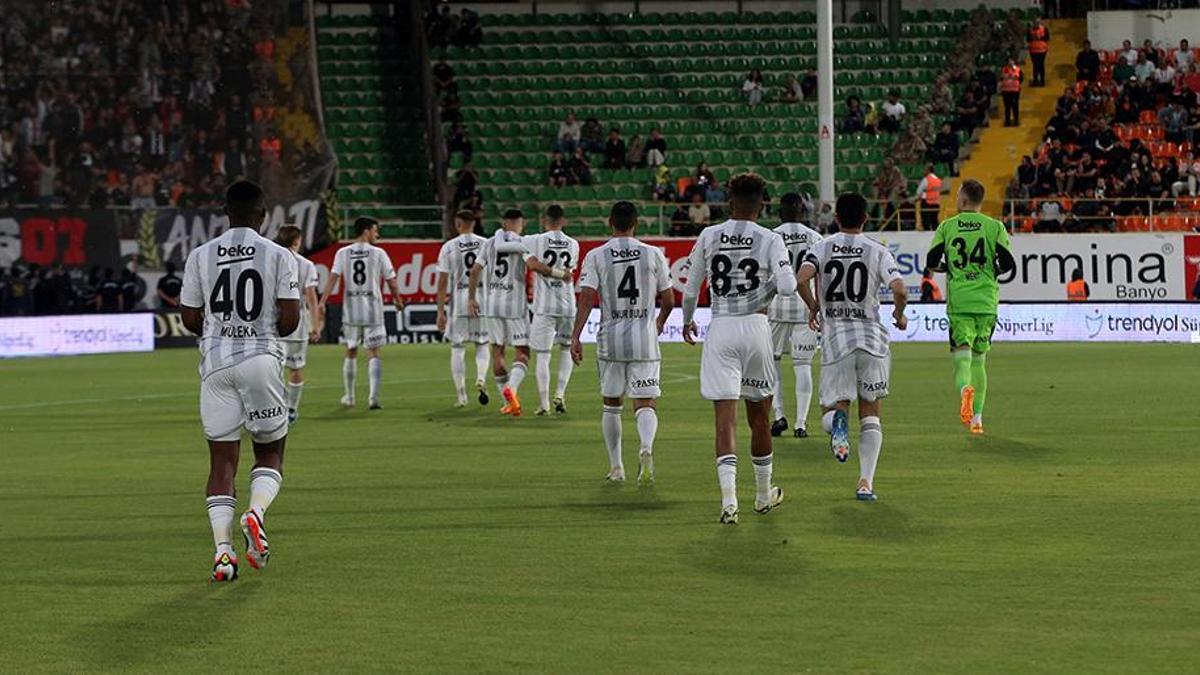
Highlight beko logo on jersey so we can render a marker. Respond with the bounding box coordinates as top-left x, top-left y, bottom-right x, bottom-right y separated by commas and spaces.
610, 248, 642, 259
218, 244, 255, 257
456, 241, 480, 251
720, 234, 754, 246
547, 239, 570, 249
781, 232, 809, 243
832, 243, 864, 256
